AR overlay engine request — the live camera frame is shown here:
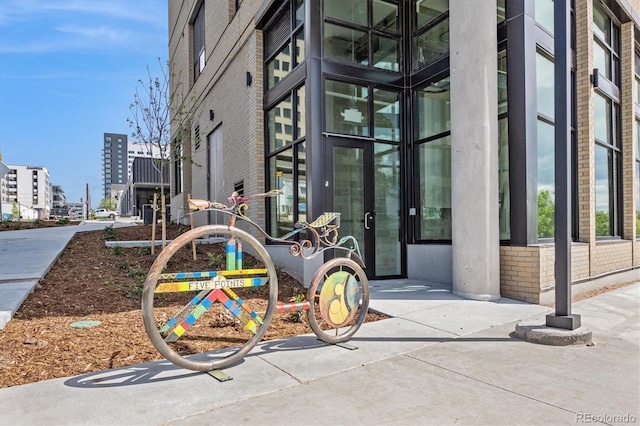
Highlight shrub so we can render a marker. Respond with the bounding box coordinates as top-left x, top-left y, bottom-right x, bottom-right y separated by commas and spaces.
109, 244, 123, 255
207, 252, 224, 269
125, 268, 145, 278
103, 225, 116, 240
286, 294, 306, 323
139, 246, 152, 255
125, 280, 145, 299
